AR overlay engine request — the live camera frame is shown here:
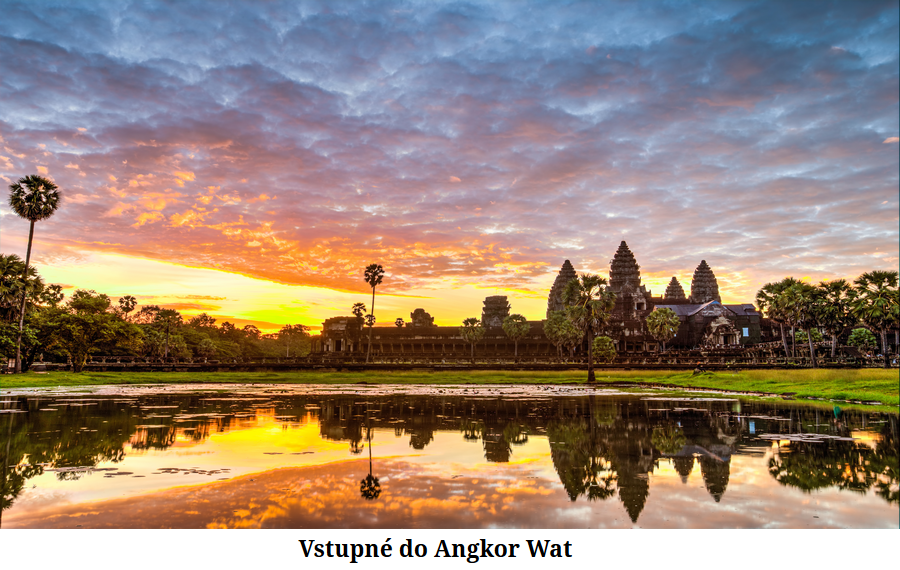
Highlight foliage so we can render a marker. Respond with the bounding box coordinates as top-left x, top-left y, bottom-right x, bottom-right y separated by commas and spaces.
8, 174, 60, 222
117, 295, 137, 320
46, 289, 141, 372
0, 254, 46, 321
651, 426, 687, 455
395, 318, 404, 327
561, 274, 616, 382
816, 279, 857, 357
459, 317, 485, 359
852, 270, 899, 367
794, 329, 823, 344
544, 310, 581, 359
278, 324, 311, 358
591, 336, 616, 364
363, 263, 385, 363
847, 328, 877, 350
8, 174, 62, 373
501, 314, 530, 357
756, 277, 800, 356
645, 307, 680, 351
